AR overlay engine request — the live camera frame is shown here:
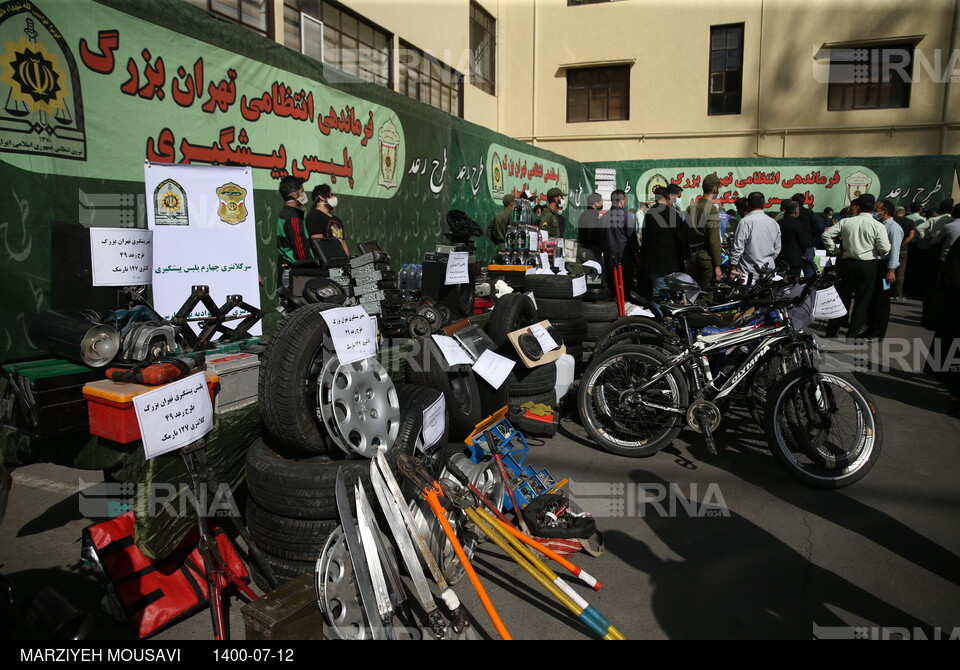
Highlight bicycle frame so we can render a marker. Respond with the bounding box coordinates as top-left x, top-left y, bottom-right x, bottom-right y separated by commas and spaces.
634, 307, 818, 412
